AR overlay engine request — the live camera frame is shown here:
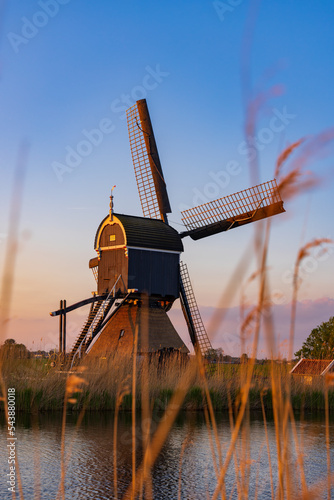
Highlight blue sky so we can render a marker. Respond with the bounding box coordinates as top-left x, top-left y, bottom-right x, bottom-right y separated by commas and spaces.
1, 0, 334, 356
